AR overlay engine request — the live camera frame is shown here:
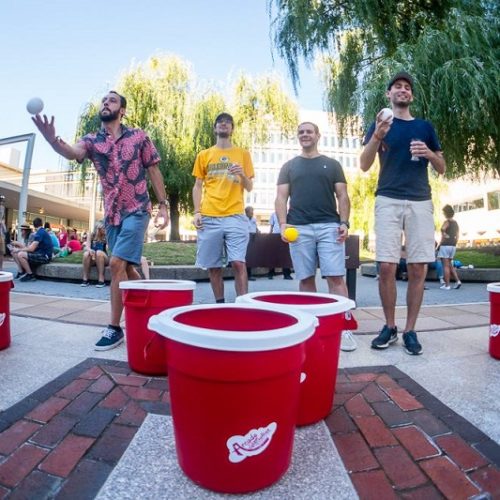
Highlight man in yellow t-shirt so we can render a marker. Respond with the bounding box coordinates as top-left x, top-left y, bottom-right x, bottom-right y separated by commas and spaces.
192, 113, 255, 302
